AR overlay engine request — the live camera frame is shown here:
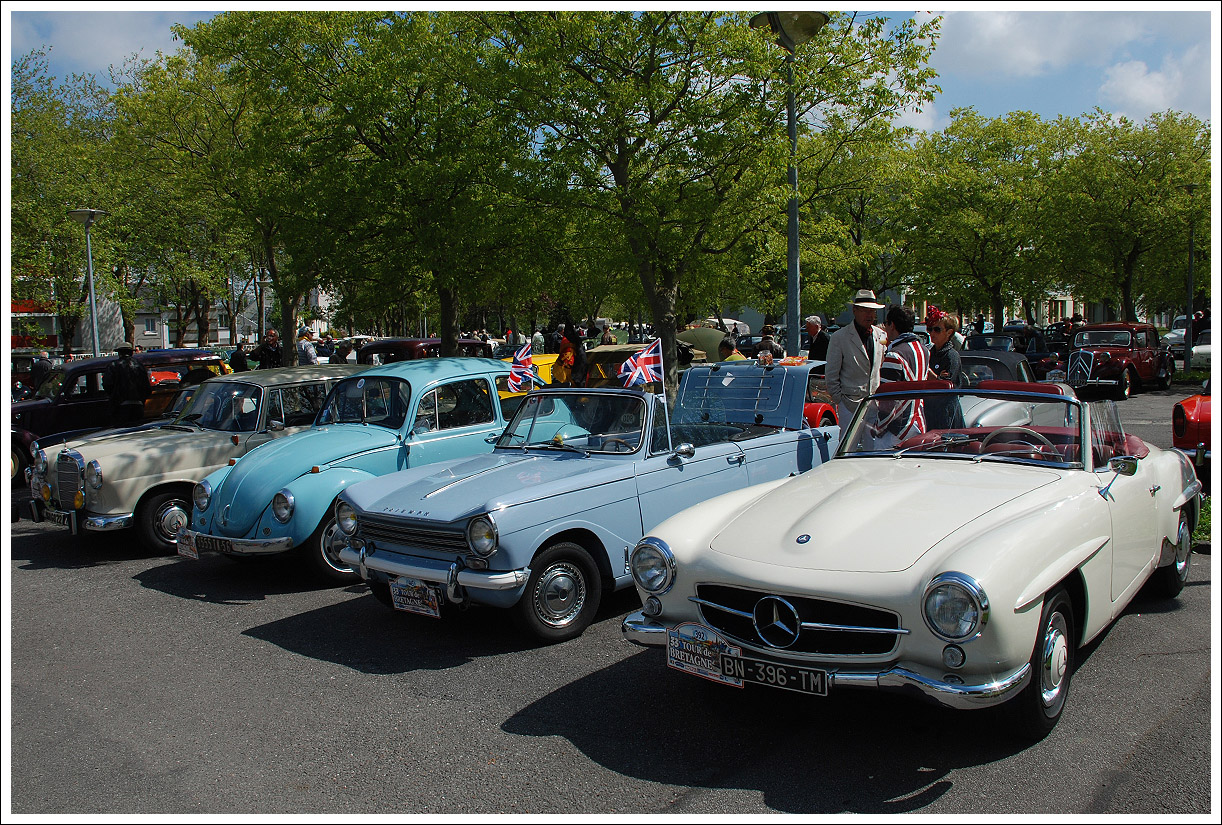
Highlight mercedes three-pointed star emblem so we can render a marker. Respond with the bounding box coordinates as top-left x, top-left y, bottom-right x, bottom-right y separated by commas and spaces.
752, 595, 802, 649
